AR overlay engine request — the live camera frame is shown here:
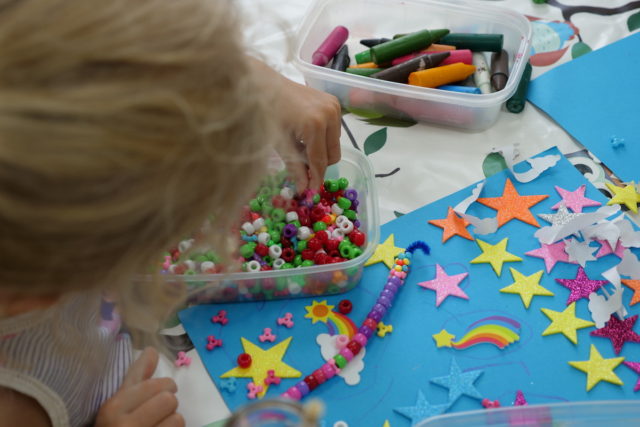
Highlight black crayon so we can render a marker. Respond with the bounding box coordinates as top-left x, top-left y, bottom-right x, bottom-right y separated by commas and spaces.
490, 49, 509, 91
360, 38, 391, 48
371, 52, 450, 83
330, 45, 350, 71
